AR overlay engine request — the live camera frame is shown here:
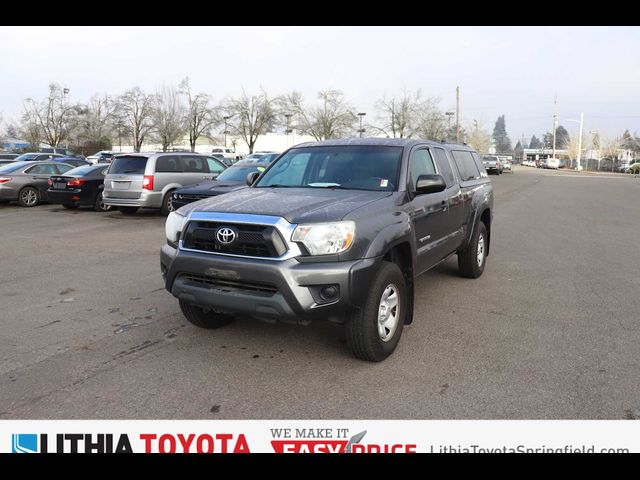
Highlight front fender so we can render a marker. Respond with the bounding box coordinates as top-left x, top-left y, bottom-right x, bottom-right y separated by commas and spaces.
363, 212, 417, 272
